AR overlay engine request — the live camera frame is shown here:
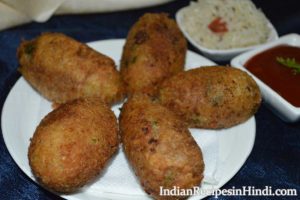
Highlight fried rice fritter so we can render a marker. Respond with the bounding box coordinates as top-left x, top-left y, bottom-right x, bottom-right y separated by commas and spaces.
119, 94, 204, 200
159, 66, 262, 129
120, 13, 187, 96
28, 98, 119, 193
18, 33, 125, 105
